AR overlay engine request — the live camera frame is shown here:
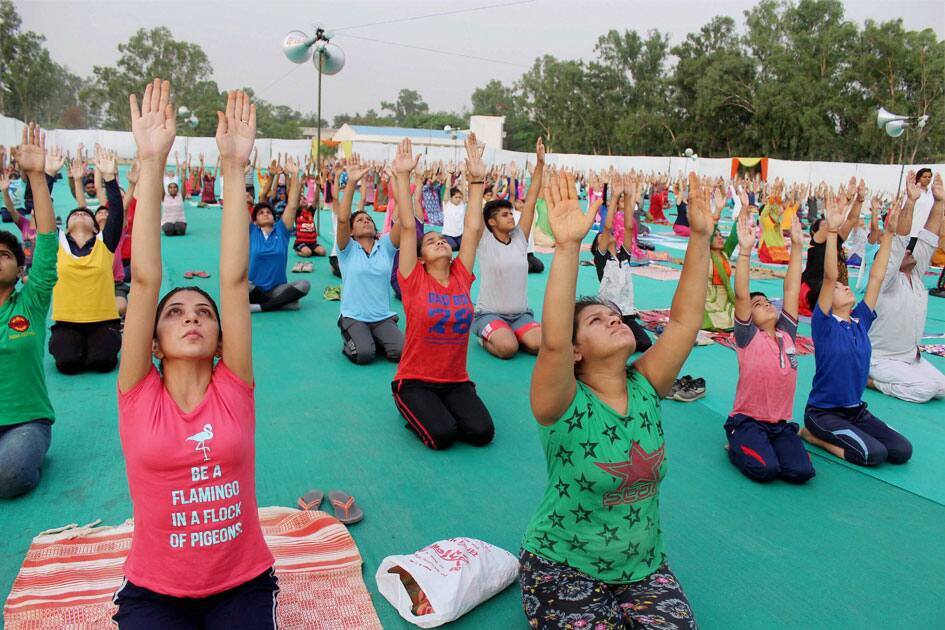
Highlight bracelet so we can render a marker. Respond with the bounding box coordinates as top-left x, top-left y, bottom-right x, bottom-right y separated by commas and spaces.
738, 252, 751, 257
469, 180, 485, 185
828, 228, 839, 233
